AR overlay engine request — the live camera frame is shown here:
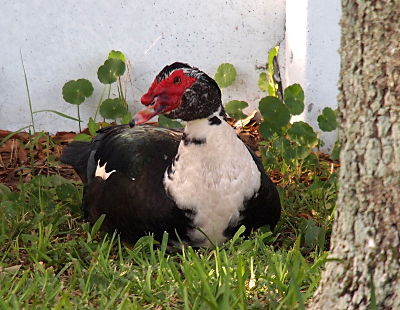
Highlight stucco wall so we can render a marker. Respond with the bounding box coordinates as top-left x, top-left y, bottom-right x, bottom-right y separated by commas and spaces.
285, 0, 341, 152
1, 0, 285, 133
1, 0, 342, 151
